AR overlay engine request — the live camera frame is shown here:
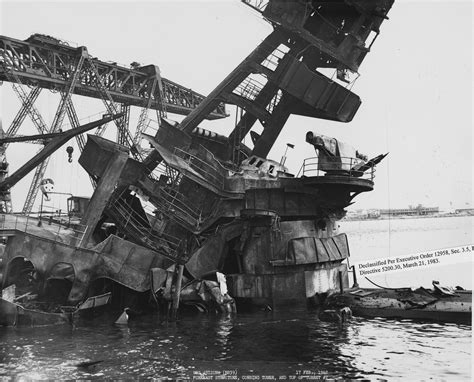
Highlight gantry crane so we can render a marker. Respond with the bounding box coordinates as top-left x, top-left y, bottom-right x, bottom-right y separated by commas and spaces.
0, 33, 227, 213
